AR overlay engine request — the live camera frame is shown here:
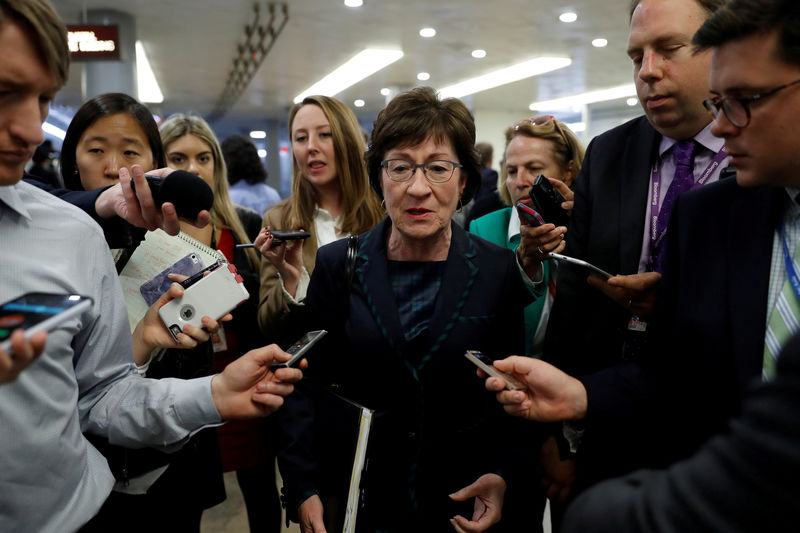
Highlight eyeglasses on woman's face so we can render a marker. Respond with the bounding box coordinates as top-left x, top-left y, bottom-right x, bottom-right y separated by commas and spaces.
380, 158, 462, 184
